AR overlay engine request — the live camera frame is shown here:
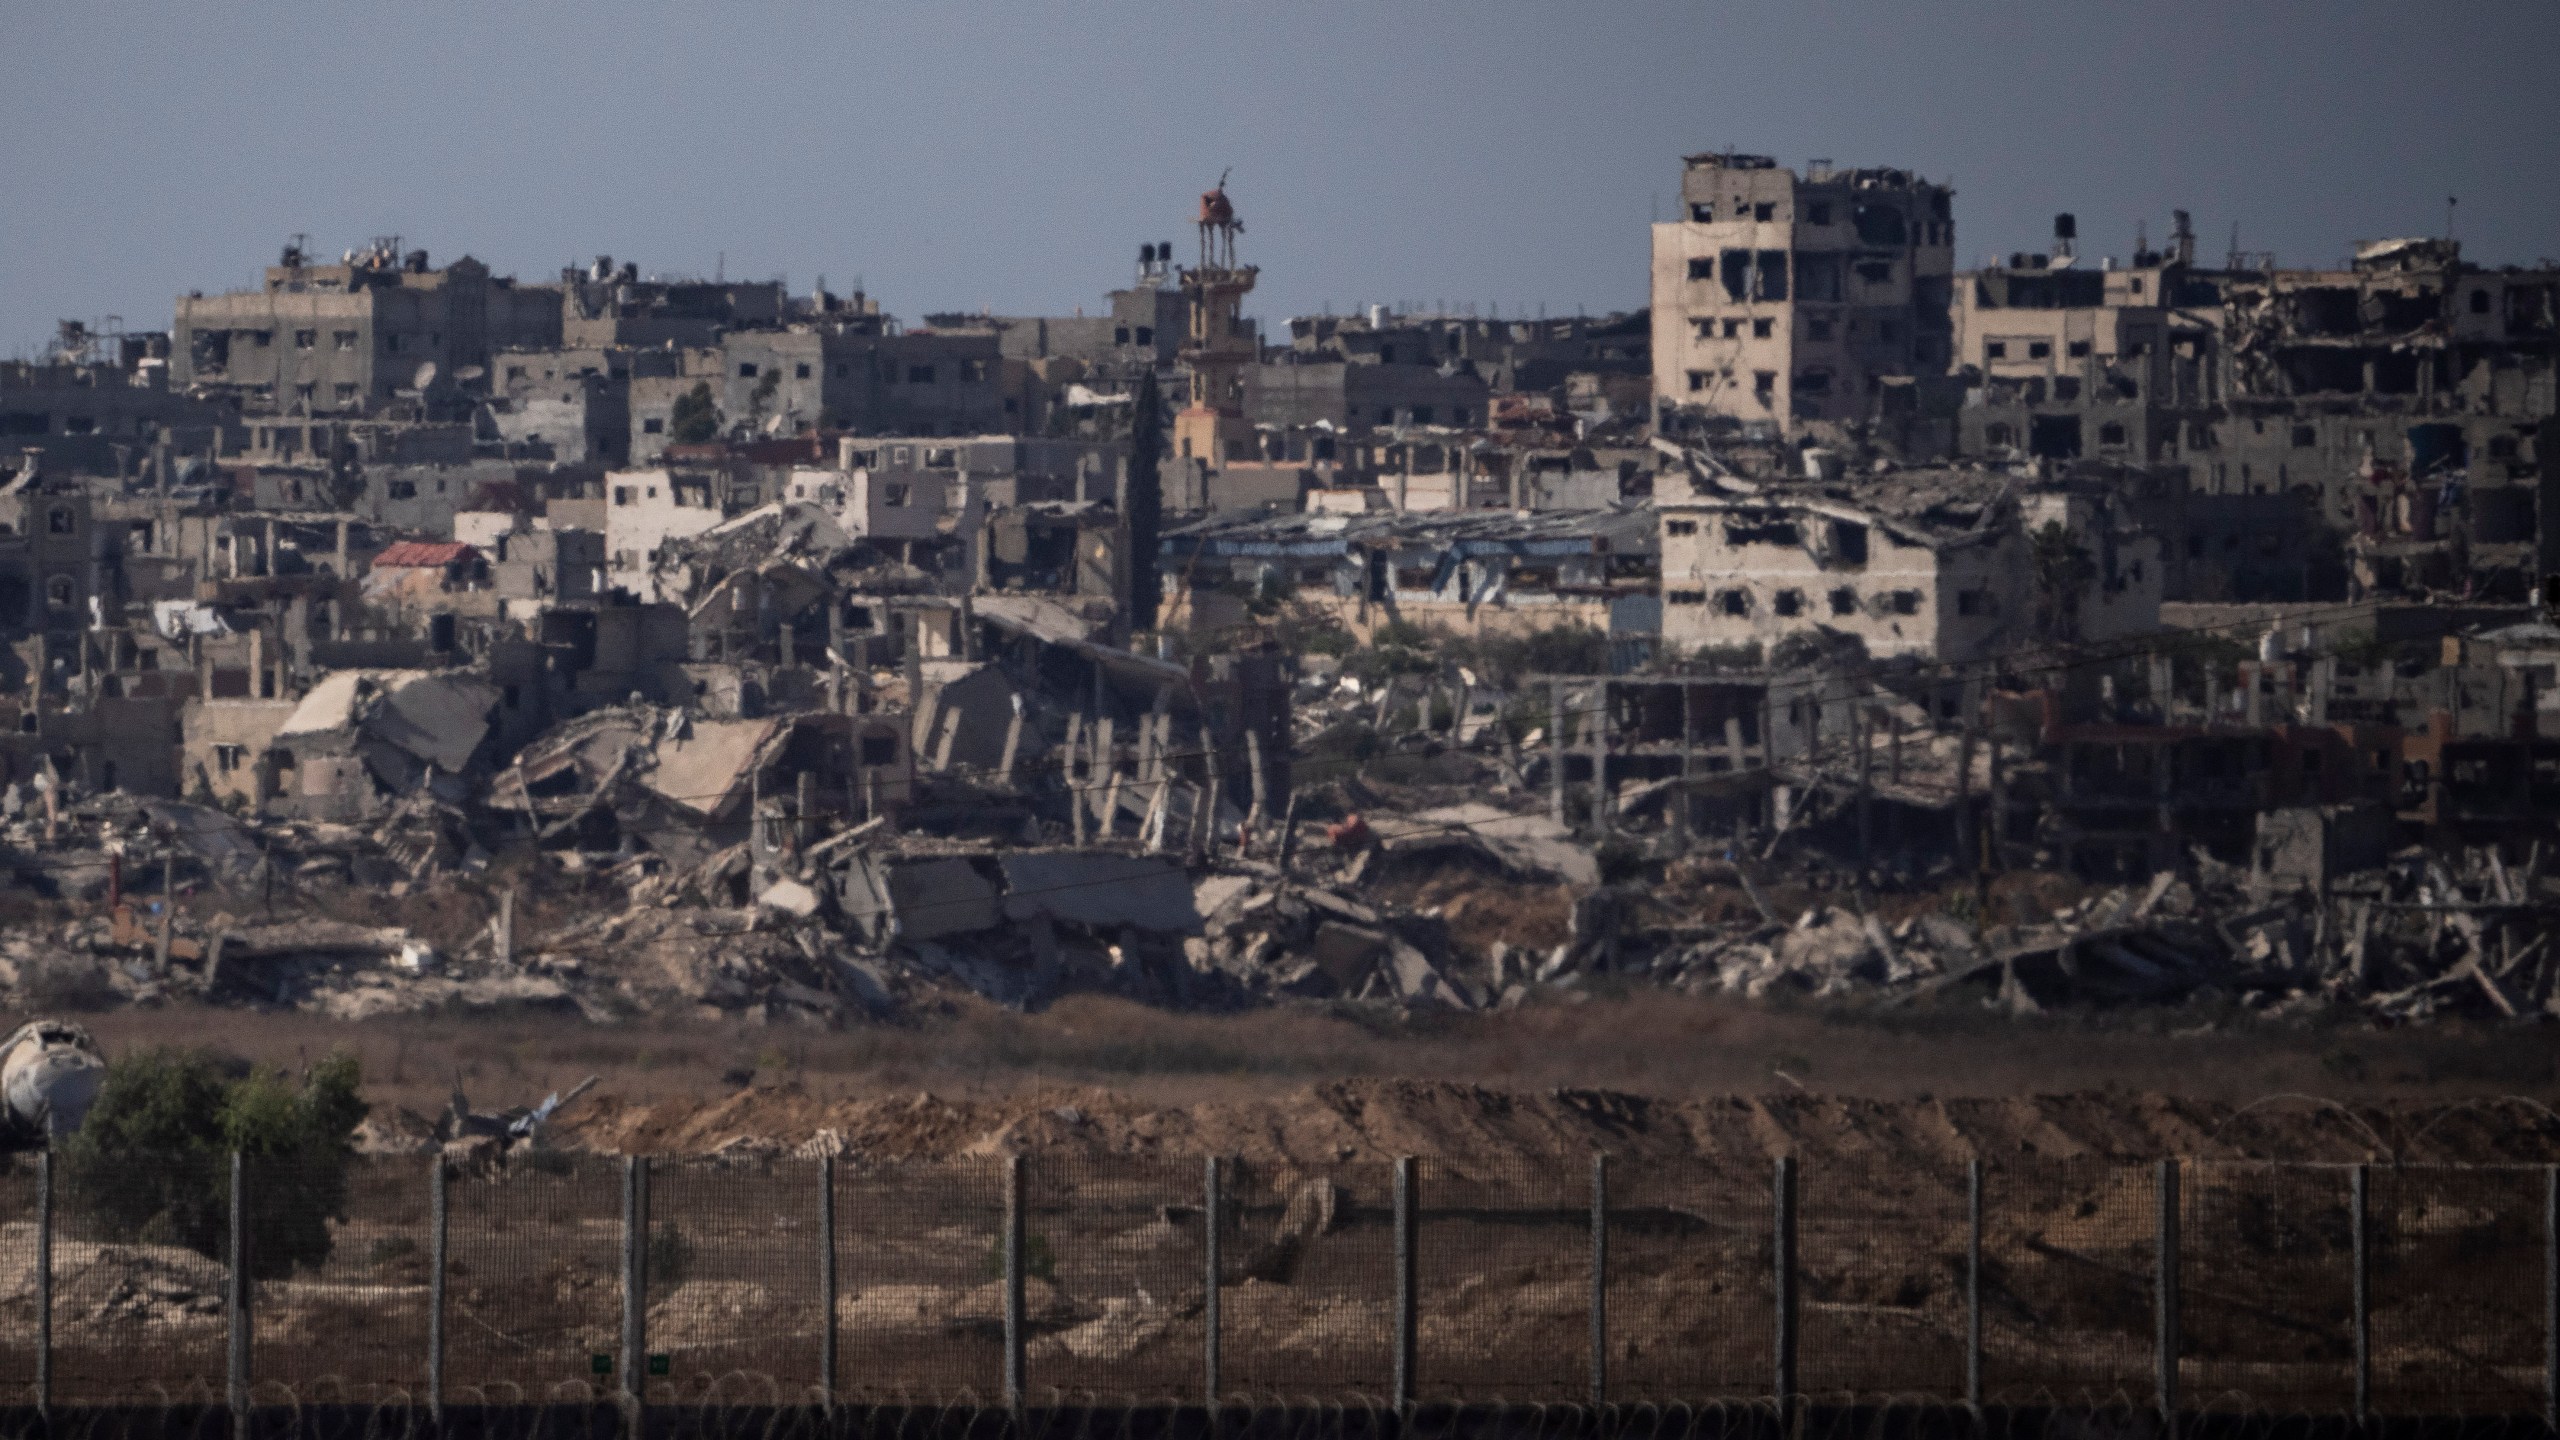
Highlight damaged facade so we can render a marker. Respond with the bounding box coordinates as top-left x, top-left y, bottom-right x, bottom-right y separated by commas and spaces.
1657, 468, 2161, 662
